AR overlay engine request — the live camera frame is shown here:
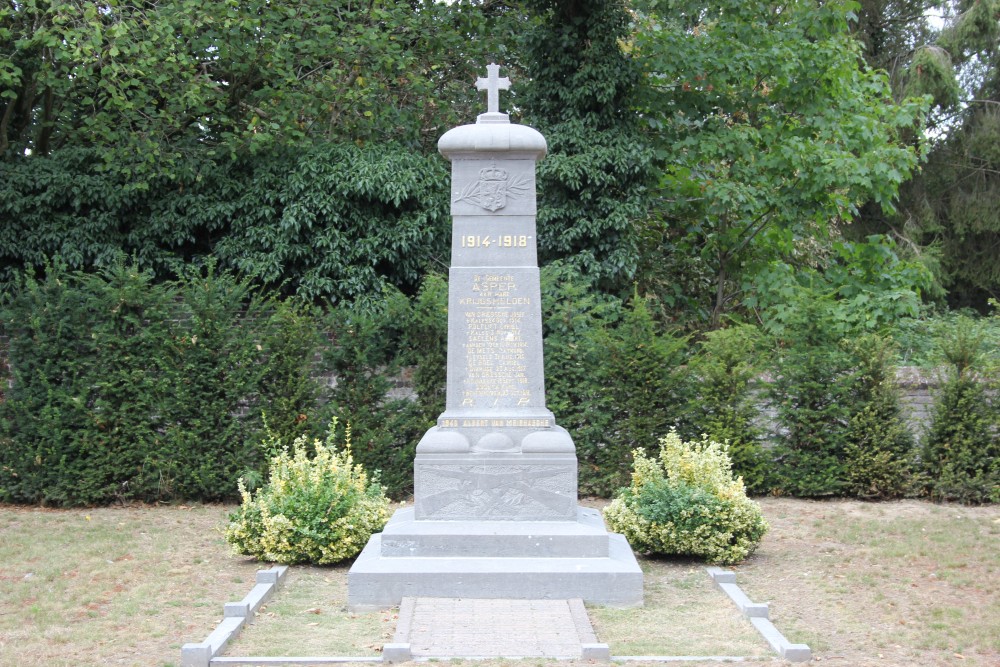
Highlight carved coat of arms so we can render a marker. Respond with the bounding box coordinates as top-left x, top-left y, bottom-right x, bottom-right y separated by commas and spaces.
454, 165, 529, 212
